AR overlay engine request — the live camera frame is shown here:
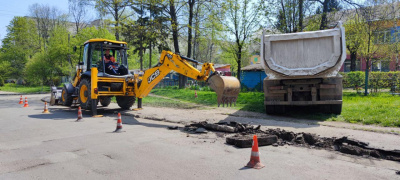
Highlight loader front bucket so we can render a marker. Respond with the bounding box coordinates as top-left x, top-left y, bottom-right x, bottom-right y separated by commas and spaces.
208, 74, 240, 107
